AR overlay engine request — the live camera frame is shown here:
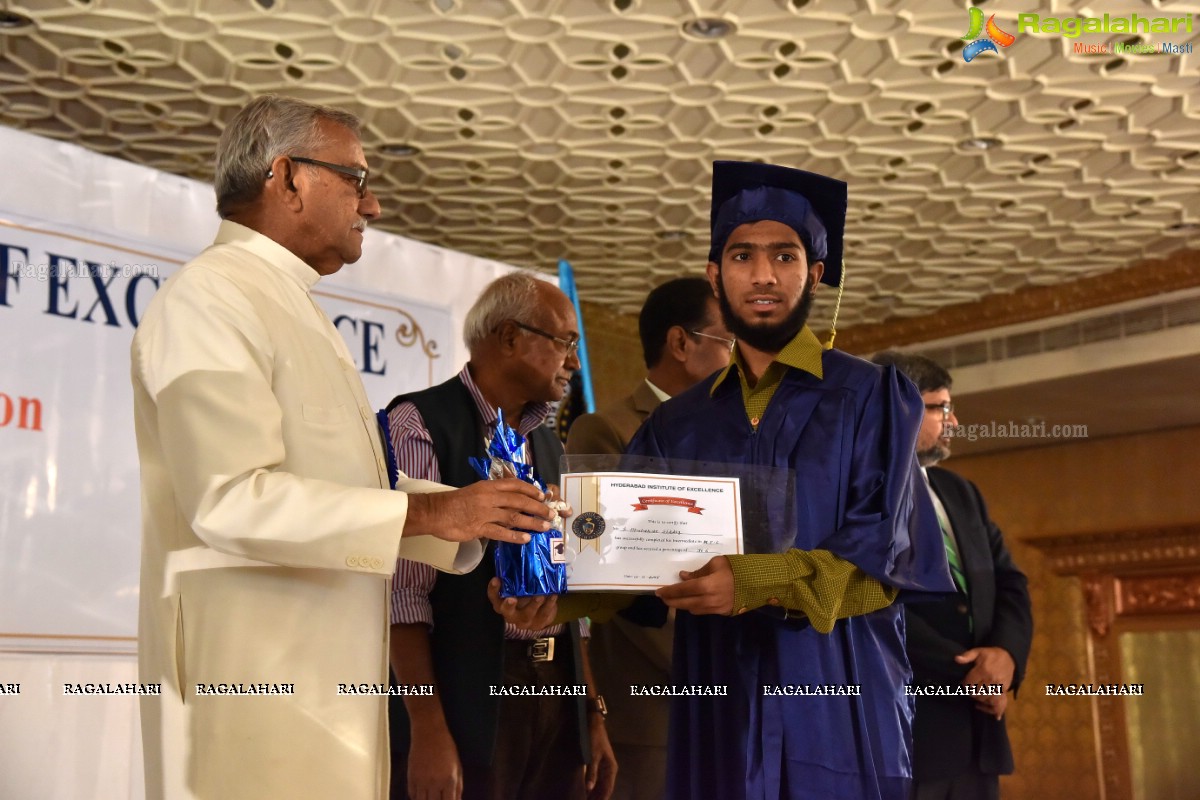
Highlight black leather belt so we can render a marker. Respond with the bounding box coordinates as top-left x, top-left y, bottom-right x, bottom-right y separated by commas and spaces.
503, 634, 568, 662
